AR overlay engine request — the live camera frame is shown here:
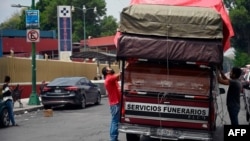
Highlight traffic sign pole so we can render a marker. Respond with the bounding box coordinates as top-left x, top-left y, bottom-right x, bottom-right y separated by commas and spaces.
28, 0, 40, 105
